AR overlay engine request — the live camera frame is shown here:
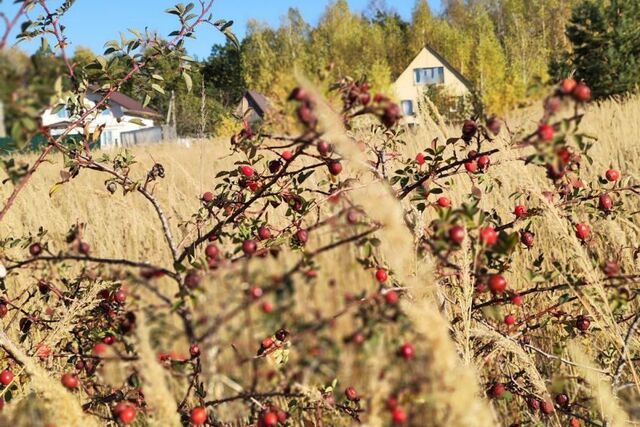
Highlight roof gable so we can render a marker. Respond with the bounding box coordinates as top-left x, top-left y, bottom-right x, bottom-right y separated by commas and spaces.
397, 45, 473, 91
